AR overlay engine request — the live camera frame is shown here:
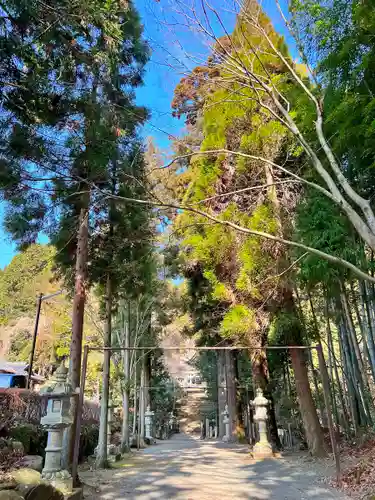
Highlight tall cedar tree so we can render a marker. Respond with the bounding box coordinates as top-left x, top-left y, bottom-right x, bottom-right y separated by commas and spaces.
93, 144, 156, 467
0, 0, 150, 464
